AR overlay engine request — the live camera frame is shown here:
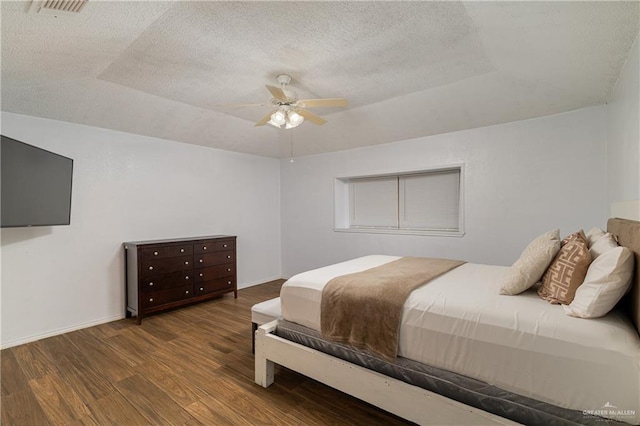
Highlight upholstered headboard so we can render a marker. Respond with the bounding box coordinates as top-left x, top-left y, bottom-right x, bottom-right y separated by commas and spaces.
607, 218, 640, 333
